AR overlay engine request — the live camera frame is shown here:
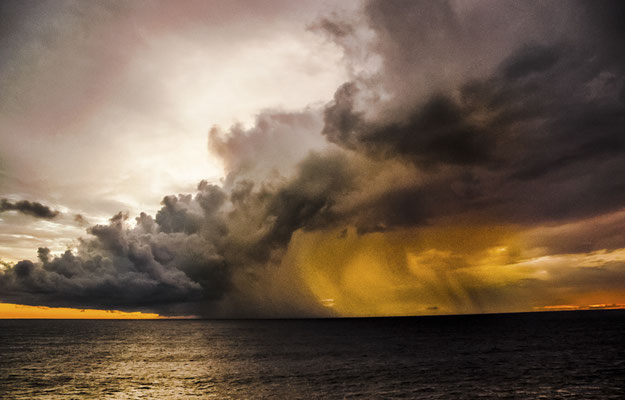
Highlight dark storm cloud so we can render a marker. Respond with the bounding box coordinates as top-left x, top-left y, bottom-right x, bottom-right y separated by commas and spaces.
0, 198, 59, 219
0, 142, 358, 316
500, 43, 561, 80
323, 82, 495, 167
3, 0, 625, 316
0, 186, 227, 314
322, 0, 625, 226
0, 136, 415, 315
